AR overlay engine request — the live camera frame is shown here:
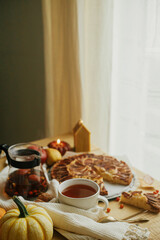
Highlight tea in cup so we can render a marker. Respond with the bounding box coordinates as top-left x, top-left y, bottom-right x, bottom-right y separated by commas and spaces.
58, 178, 108, 210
